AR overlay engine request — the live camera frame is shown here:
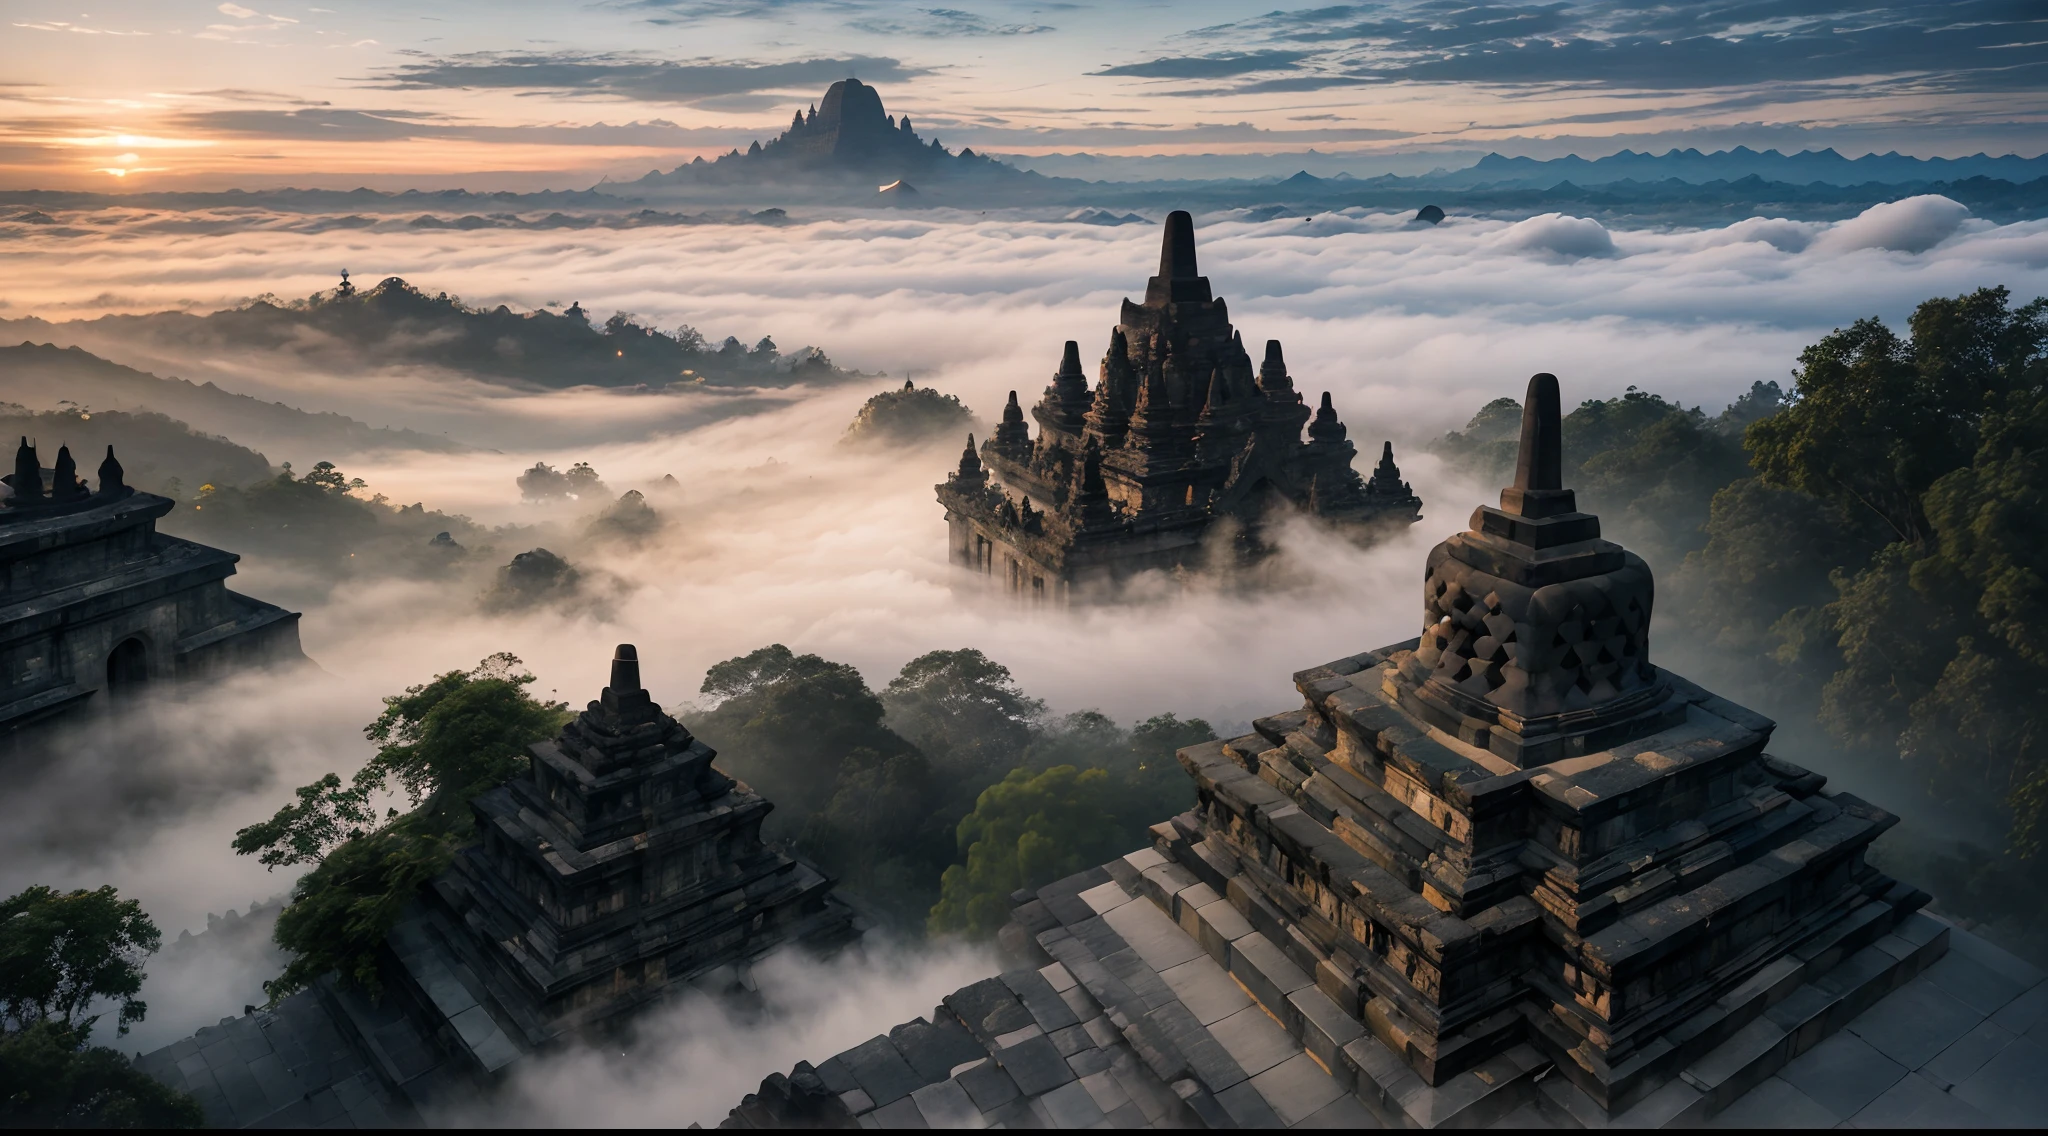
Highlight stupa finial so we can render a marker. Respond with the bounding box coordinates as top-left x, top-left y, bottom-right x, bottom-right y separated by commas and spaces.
1158, 210, 1197, 279
1514, 372, 1563, 493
